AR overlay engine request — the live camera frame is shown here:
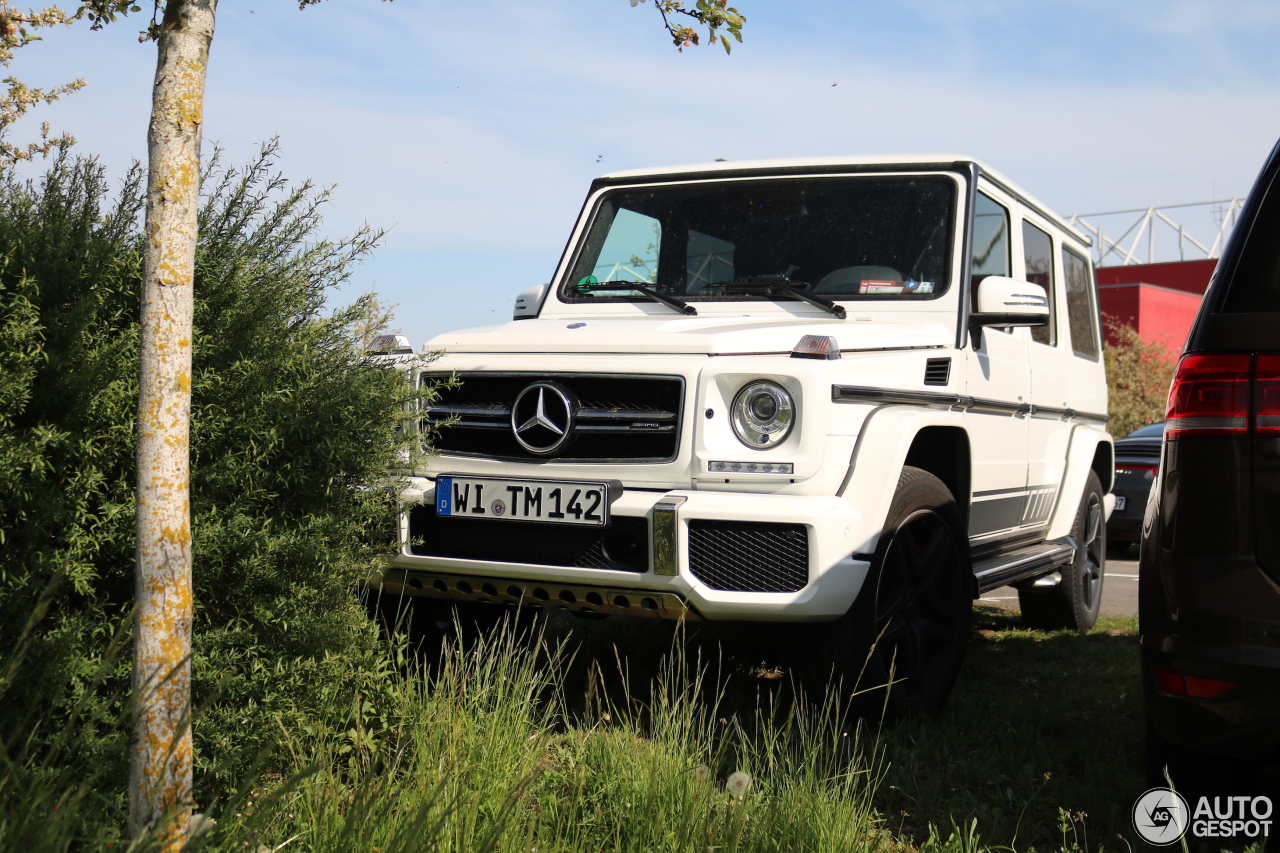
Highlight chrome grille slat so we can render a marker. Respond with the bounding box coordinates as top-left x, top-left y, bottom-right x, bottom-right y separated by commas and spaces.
422, 372, 684, 463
